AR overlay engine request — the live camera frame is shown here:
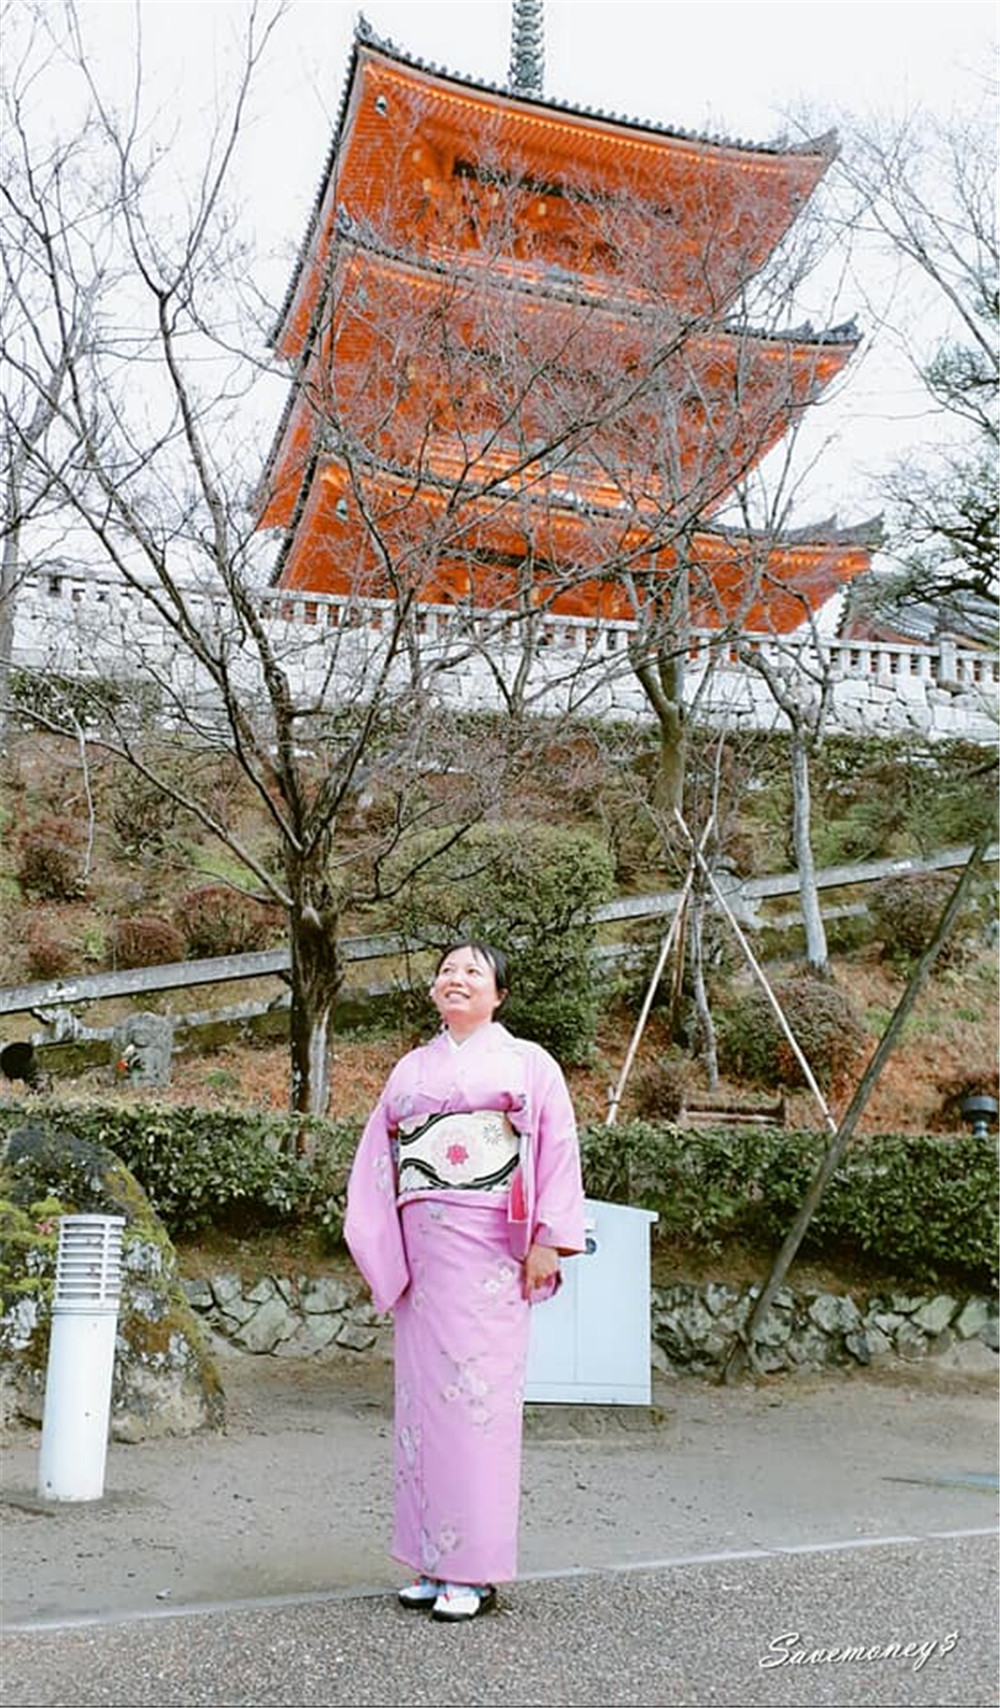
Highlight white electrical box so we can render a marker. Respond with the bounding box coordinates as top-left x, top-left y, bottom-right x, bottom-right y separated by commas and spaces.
525, 1197, 658, 1405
